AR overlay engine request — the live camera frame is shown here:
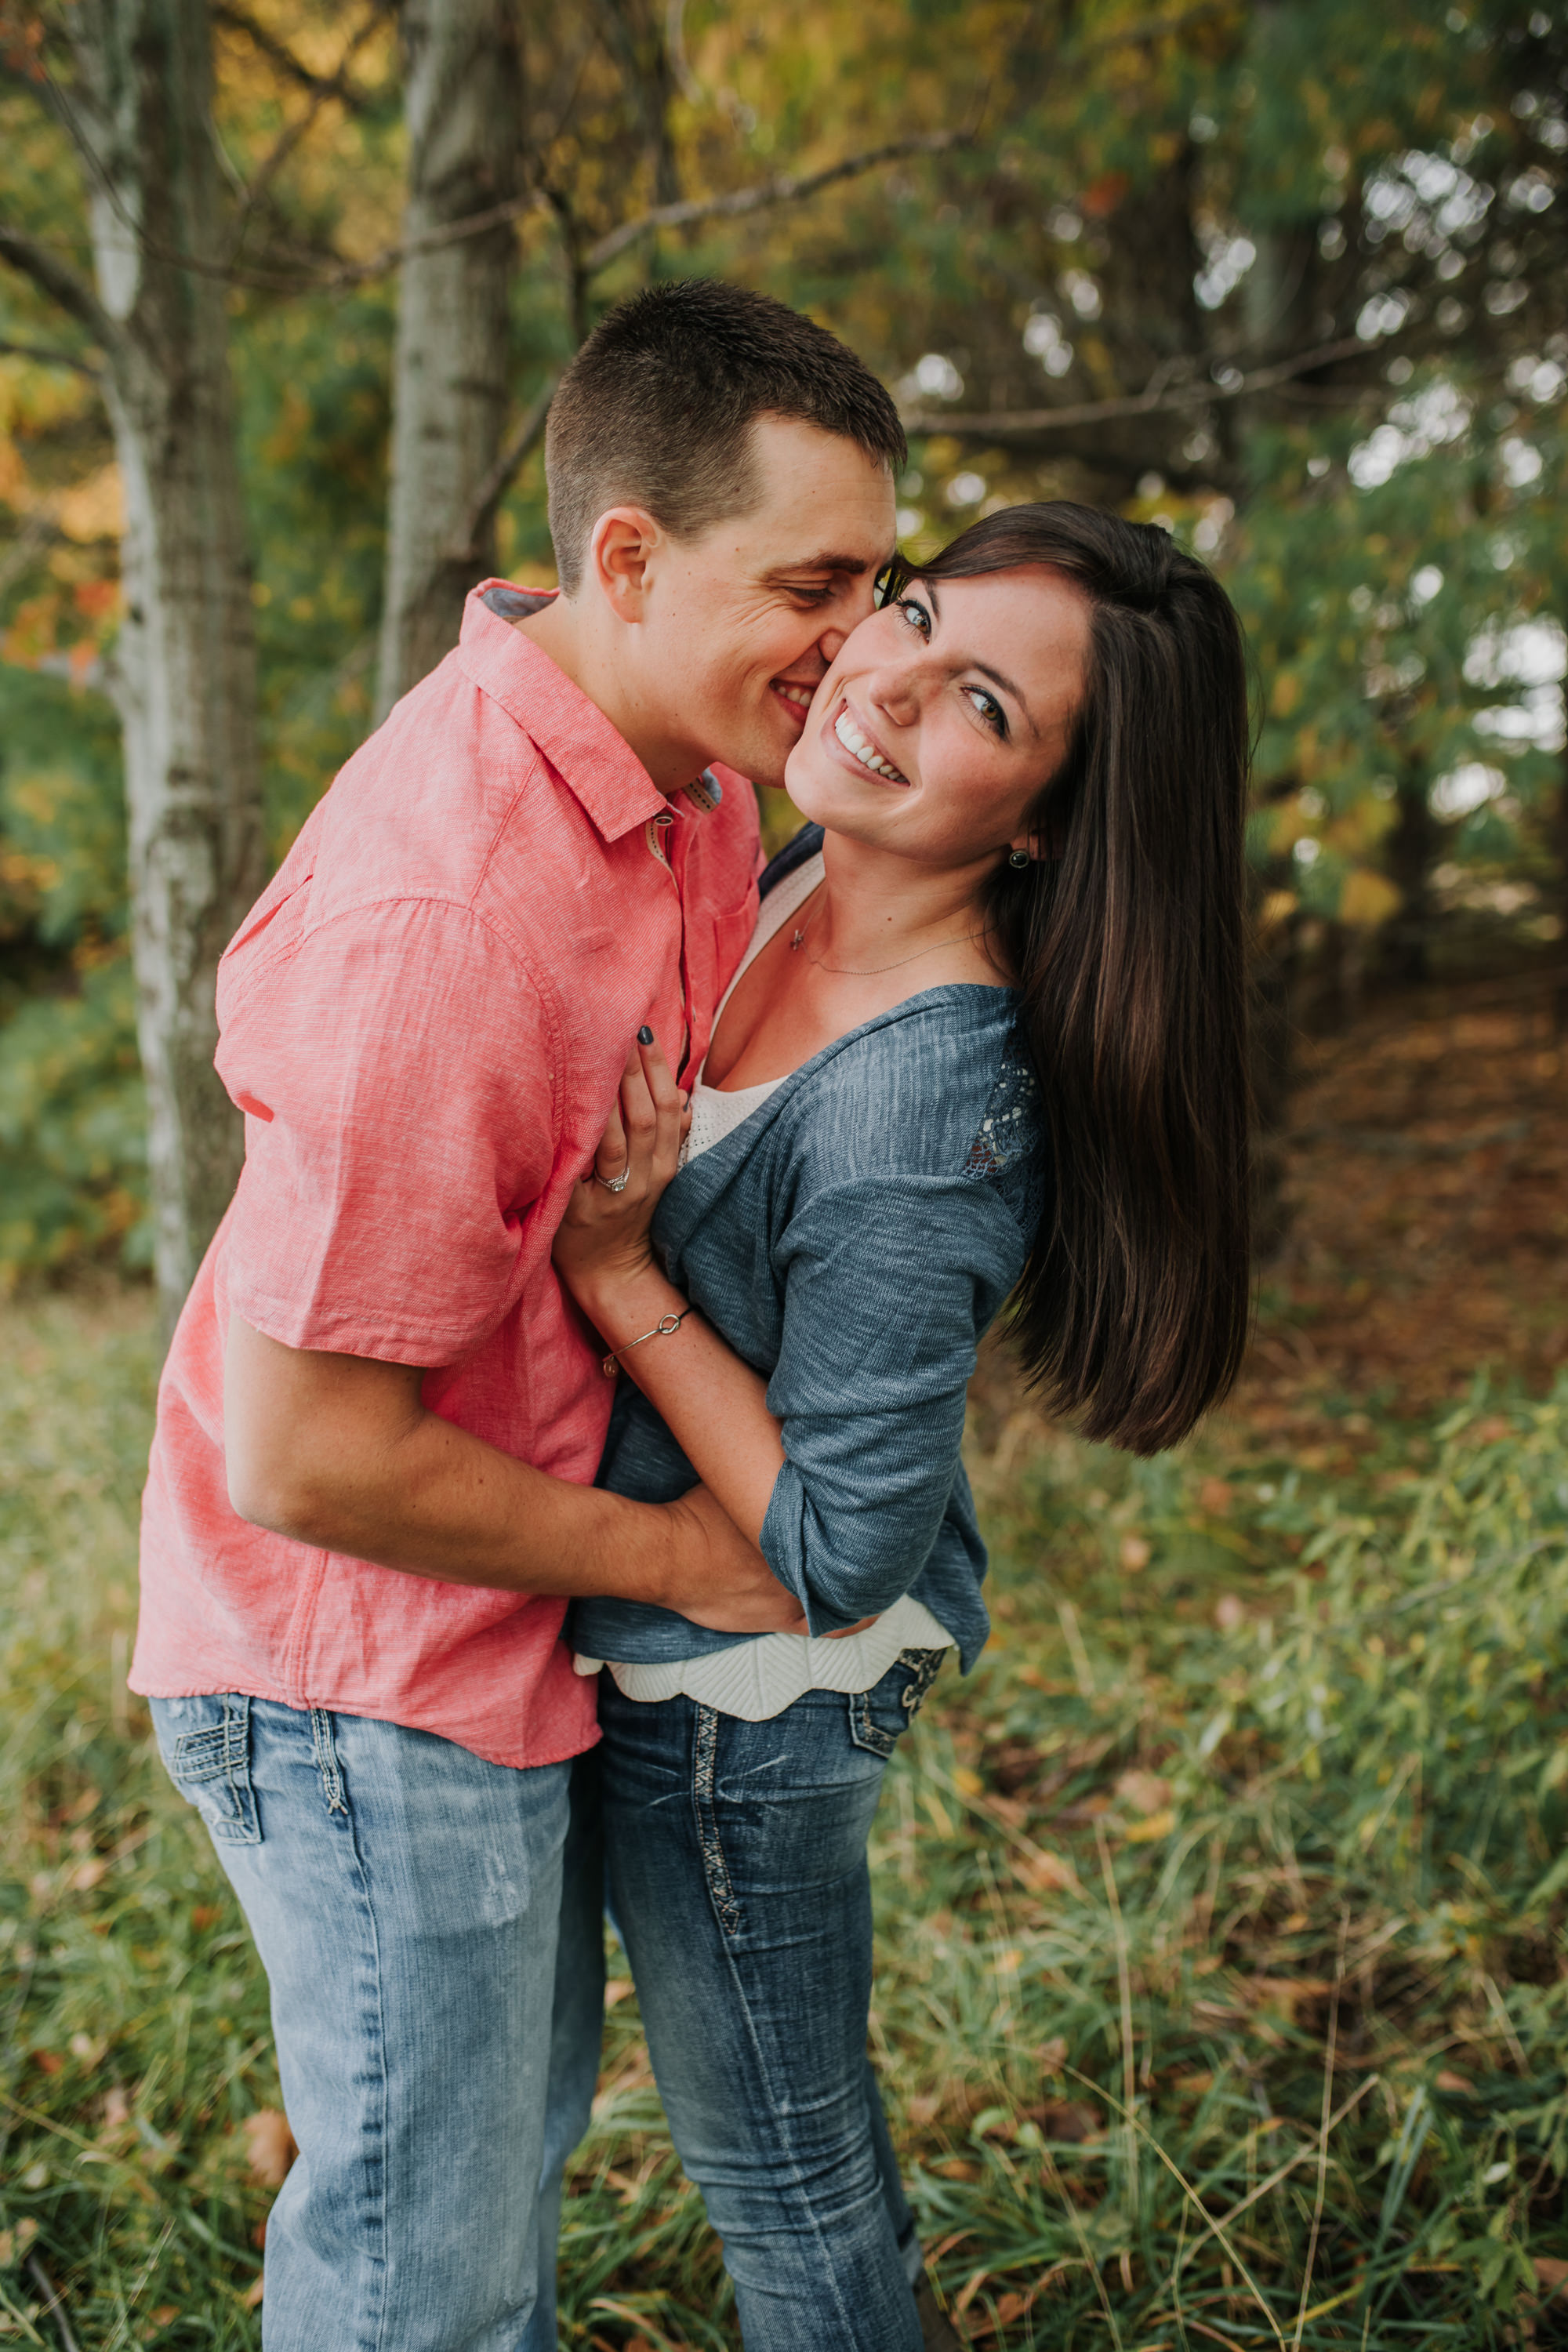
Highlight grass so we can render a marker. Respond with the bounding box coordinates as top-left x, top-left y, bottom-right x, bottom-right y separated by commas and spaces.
3, 1282, 1568, 2349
